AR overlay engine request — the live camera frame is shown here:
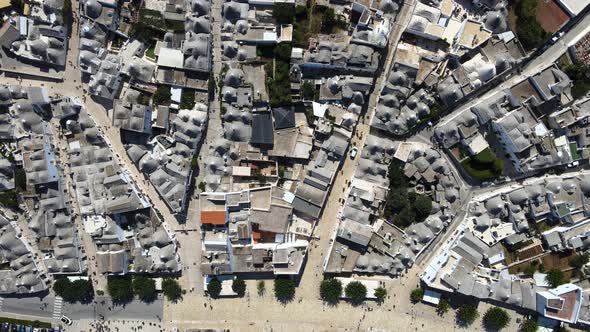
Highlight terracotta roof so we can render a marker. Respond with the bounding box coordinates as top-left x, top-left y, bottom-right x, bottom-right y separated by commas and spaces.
536, 0, 569, 33
201, 211, 226, 225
